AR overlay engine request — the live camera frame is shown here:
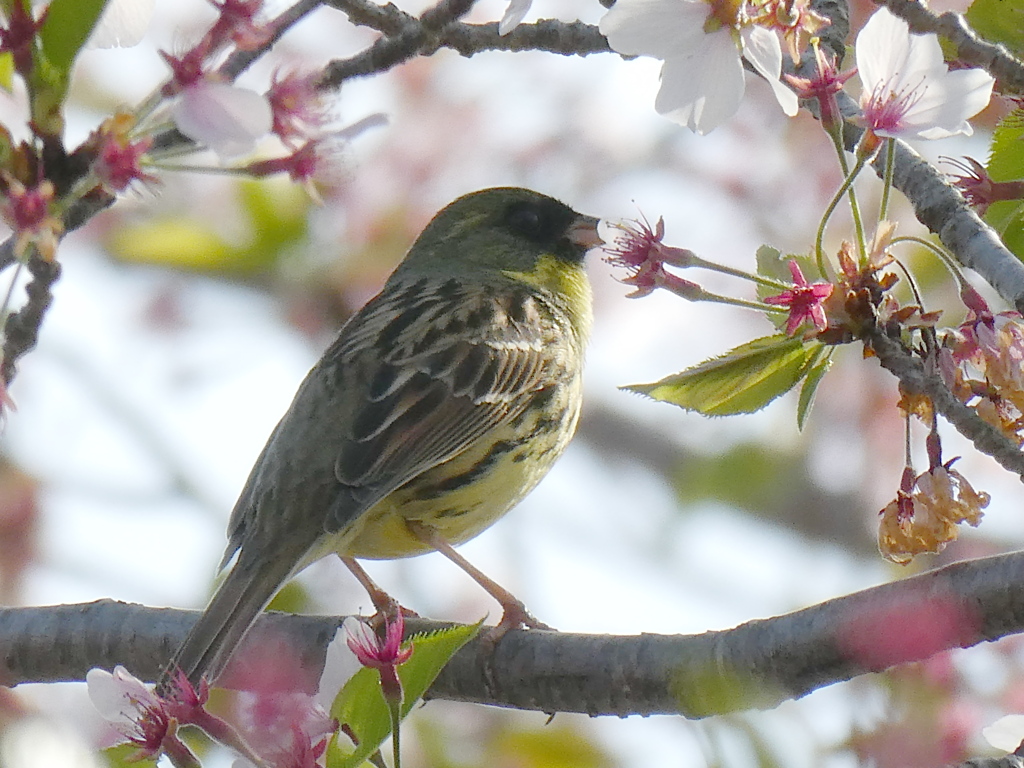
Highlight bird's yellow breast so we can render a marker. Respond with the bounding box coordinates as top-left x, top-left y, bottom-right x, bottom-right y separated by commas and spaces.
335, 371, 584, 560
